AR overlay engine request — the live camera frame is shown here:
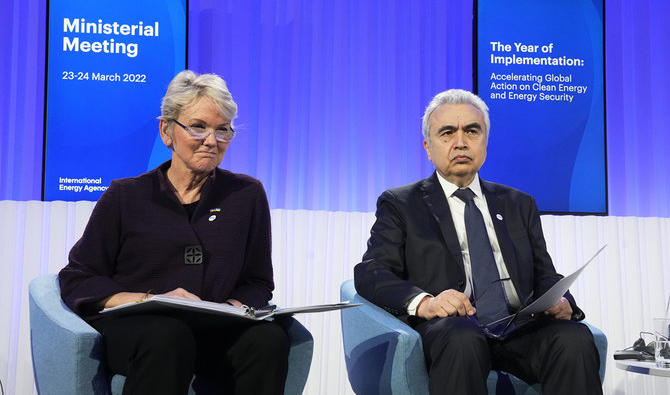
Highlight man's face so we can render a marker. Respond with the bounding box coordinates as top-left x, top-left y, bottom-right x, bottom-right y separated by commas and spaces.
423, 103, 488, 187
